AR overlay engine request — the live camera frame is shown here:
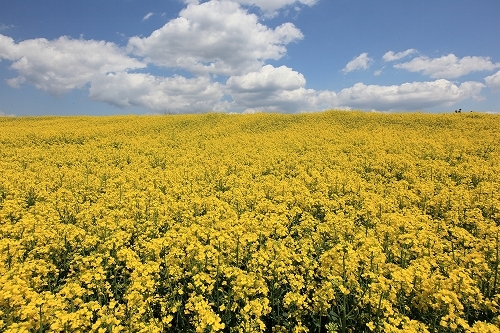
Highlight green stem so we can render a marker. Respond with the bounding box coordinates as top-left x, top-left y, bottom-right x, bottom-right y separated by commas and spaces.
39, 304, 43, 333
